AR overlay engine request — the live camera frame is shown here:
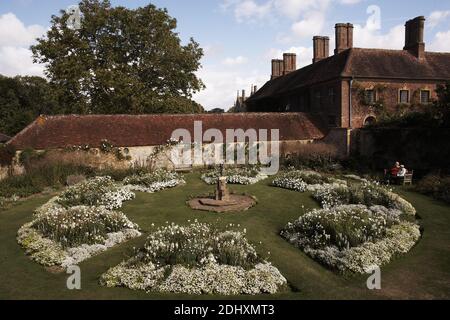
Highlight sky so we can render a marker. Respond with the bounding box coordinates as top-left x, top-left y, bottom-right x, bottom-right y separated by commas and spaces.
0, 0, 450, 111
